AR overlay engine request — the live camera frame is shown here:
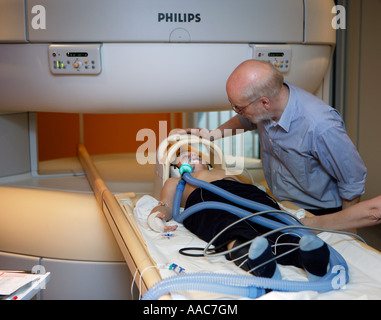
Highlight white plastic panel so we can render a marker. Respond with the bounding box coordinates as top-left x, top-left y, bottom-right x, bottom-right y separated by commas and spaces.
282, 44, 332, 94
0, 43, 333, 113
0, 113, 31, 177
0, 0, 27, 42
0, 251, 40, 271
0, 186, 124, 261
41, 259, 131, 300
26, 0, 304, 43
304, 0, 336, 44
0, 43, 250, 113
